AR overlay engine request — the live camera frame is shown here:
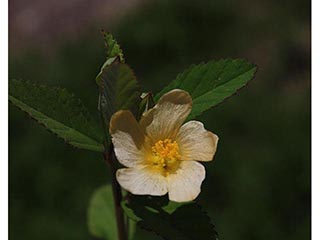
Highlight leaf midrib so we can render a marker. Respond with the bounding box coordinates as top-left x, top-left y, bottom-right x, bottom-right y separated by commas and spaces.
9, 95, 104, 152
155, 59, 255, 101
193, 65, 256, 103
